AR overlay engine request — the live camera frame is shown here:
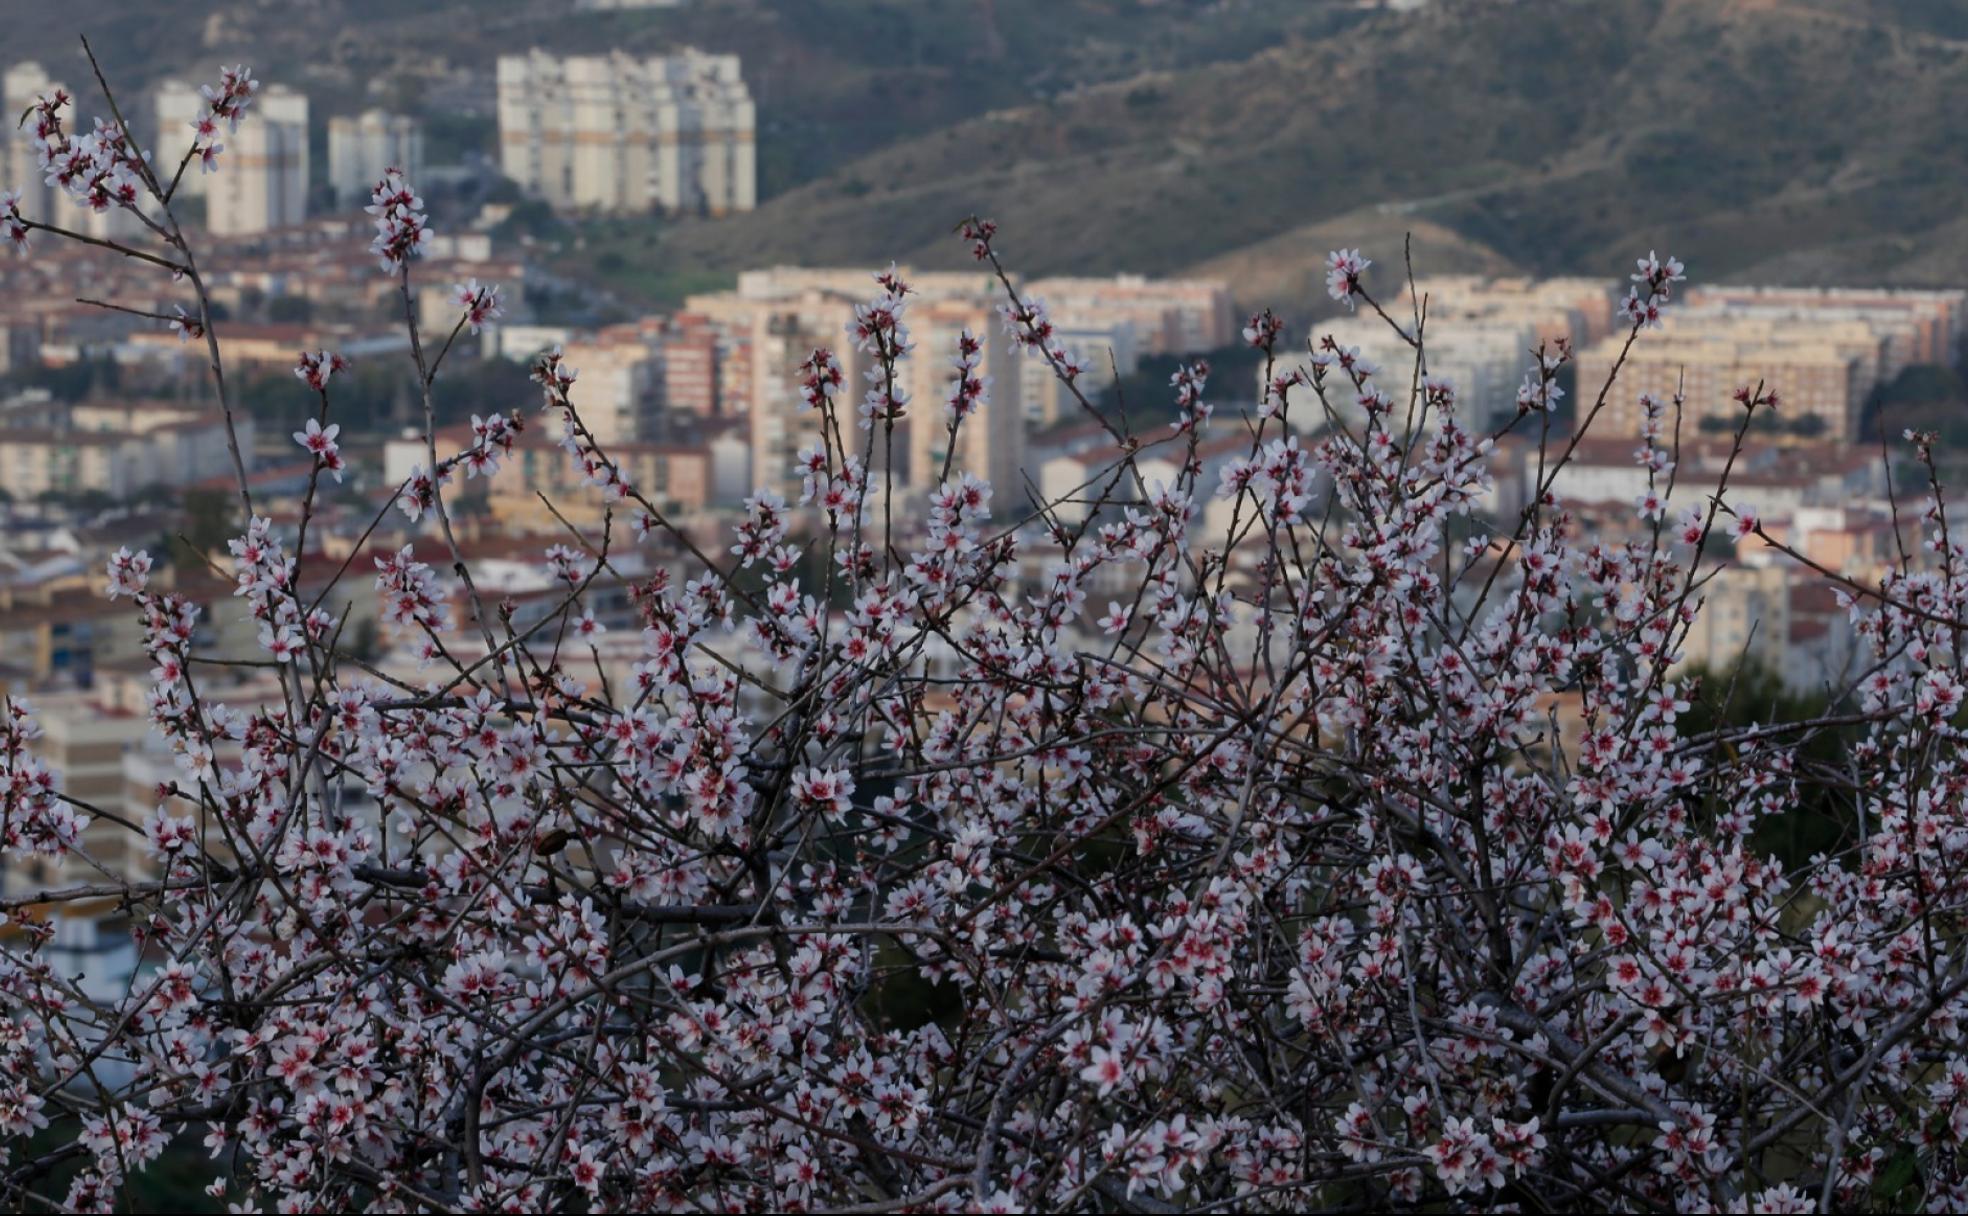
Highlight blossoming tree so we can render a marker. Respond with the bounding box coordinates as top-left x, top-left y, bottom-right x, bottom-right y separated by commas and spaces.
3, 47, 1965, 1215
